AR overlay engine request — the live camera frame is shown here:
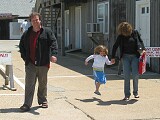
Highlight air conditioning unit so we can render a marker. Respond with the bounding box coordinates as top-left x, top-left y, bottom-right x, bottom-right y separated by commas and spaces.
86, 23, 103, 33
